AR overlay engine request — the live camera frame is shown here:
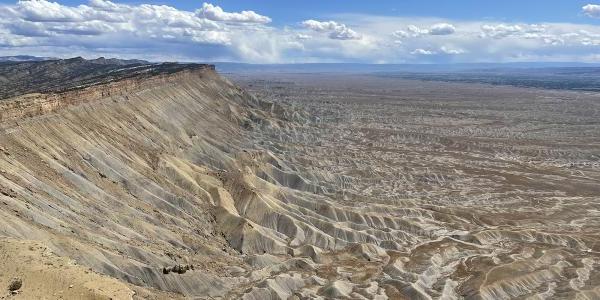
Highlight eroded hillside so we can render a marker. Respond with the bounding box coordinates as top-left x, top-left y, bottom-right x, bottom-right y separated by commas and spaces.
0, 60, 599, 299
0, 61, 296, 298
